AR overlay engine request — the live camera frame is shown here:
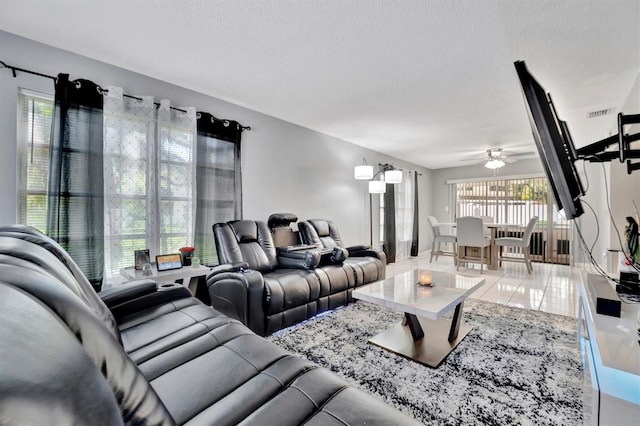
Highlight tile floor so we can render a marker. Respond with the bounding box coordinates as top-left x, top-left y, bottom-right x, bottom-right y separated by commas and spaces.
386, 252, 586, 318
